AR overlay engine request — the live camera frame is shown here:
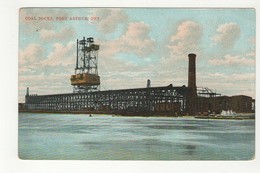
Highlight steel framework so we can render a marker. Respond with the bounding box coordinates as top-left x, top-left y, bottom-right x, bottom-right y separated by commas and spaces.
197, 87, 221, 97
72, 37, 100, 93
